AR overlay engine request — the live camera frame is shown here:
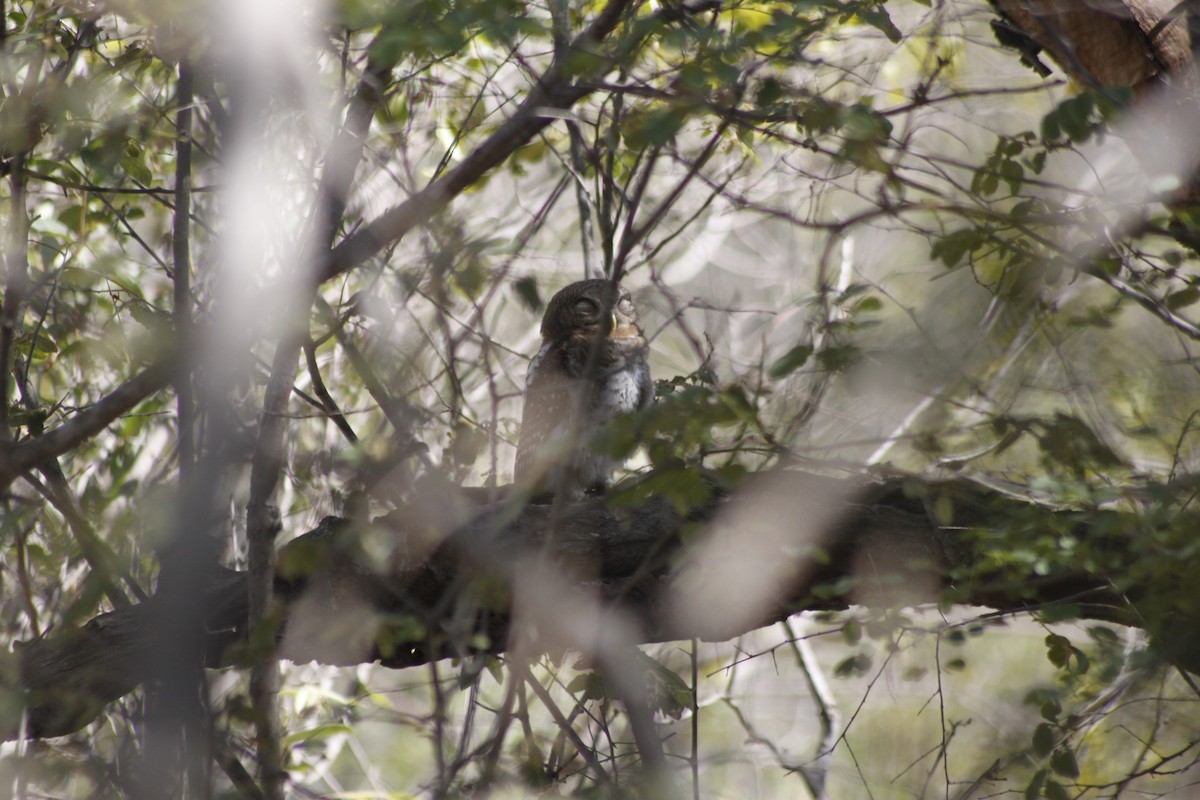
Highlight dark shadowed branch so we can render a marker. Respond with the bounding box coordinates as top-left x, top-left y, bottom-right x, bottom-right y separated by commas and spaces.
0, 472, 1157, 743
